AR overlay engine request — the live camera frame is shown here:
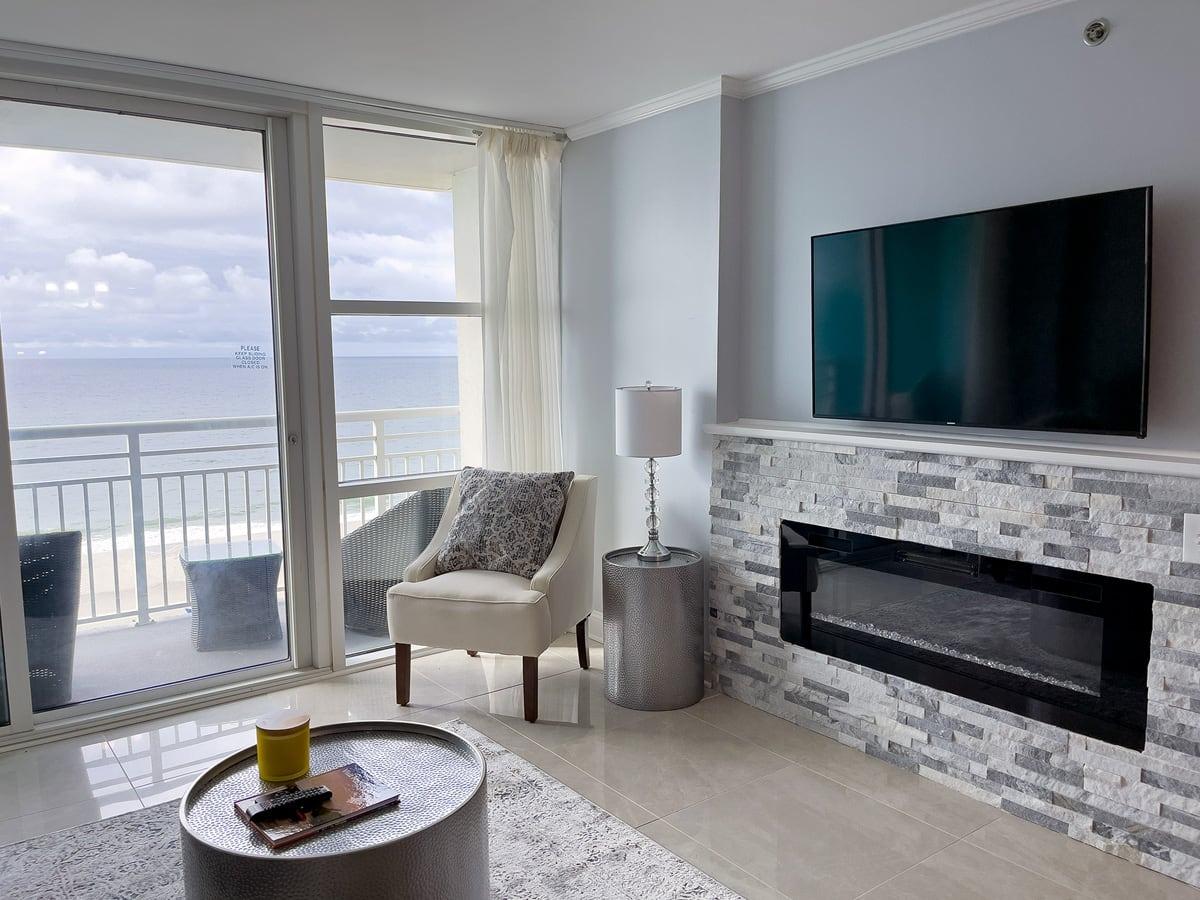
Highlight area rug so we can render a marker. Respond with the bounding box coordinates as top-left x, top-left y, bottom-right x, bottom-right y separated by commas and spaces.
0, 721, 740, 899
